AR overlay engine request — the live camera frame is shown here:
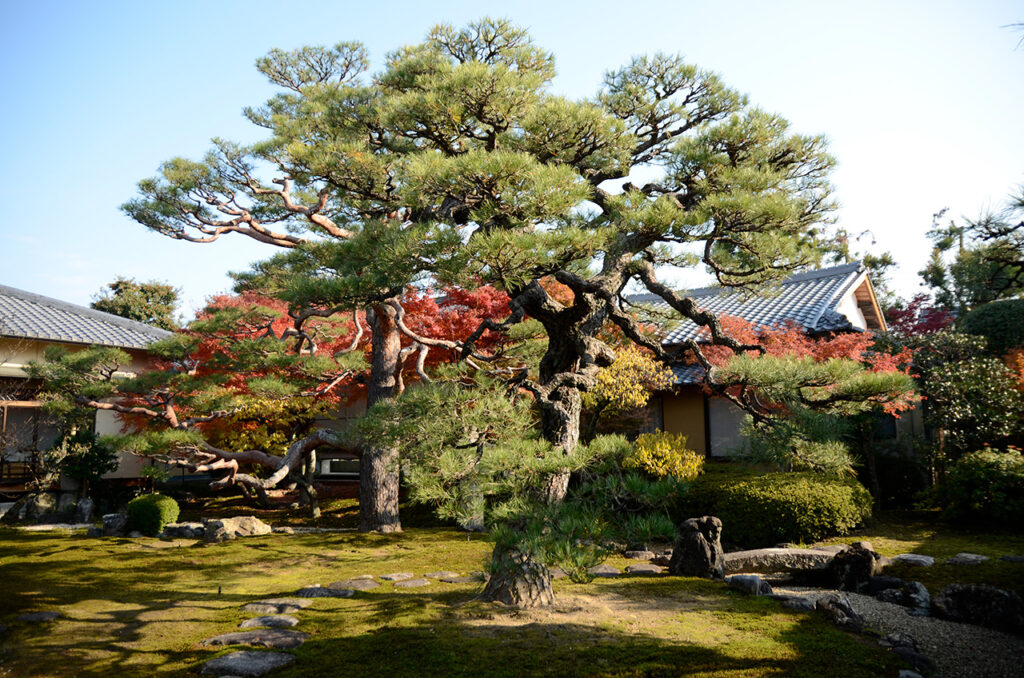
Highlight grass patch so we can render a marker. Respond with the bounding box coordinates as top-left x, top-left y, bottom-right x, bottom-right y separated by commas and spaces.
0, 526, 906, 677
